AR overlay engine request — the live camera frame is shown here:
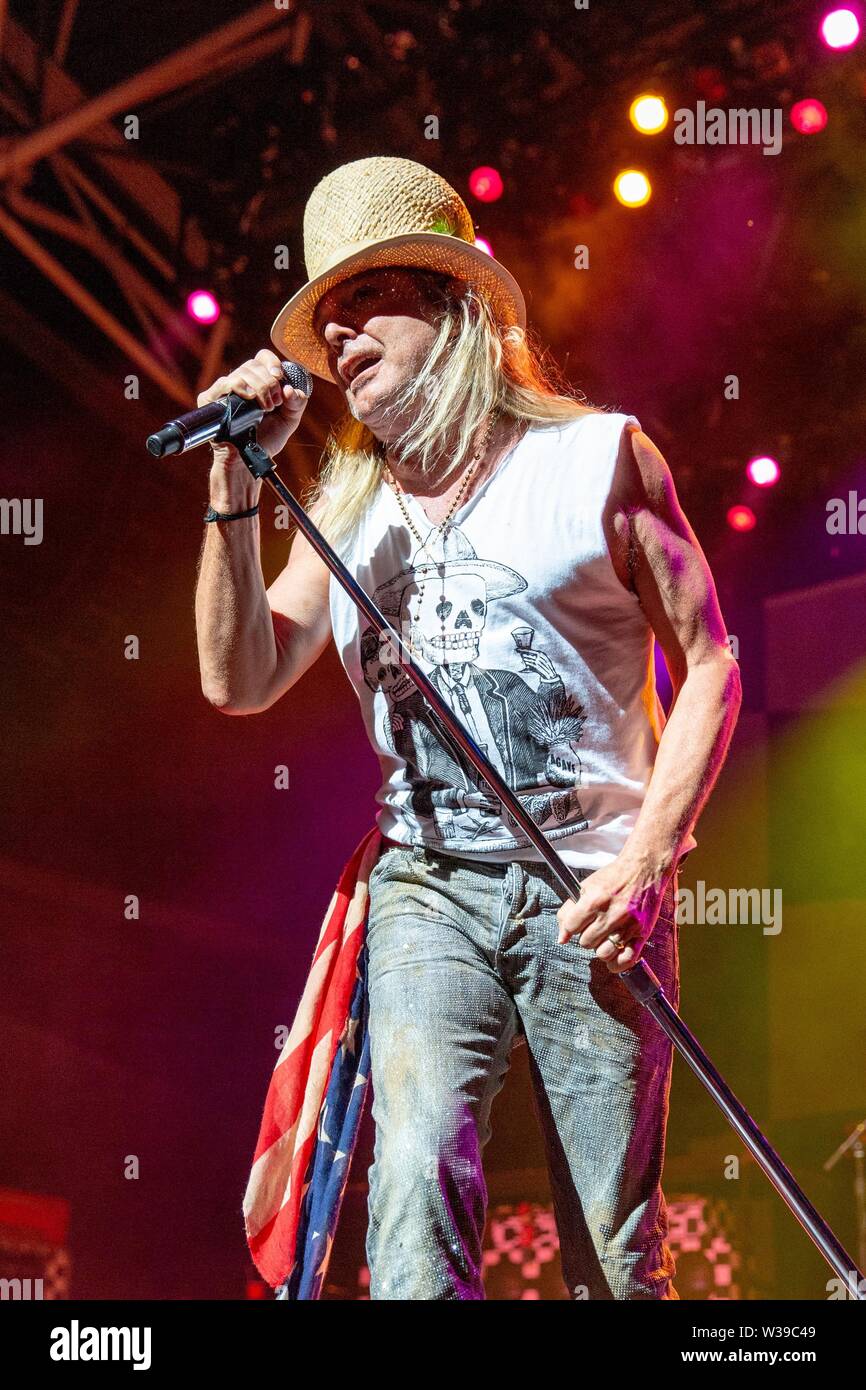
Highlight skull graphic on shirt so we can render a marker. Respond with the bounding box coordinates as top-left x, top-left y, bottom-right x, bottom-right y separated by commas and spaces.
403, 571, 487, 666
367, 524, 591, 844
